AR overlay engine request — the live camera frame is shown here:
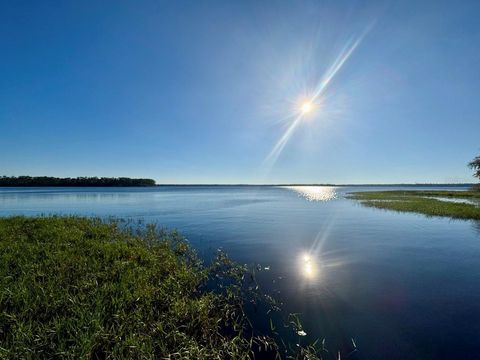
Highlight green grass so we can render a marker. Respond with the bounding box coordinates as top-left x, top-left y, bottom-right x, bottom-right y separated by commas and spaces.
0, 216, 283, 359
347, 190, 480, 220
0, 216, 331, 359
